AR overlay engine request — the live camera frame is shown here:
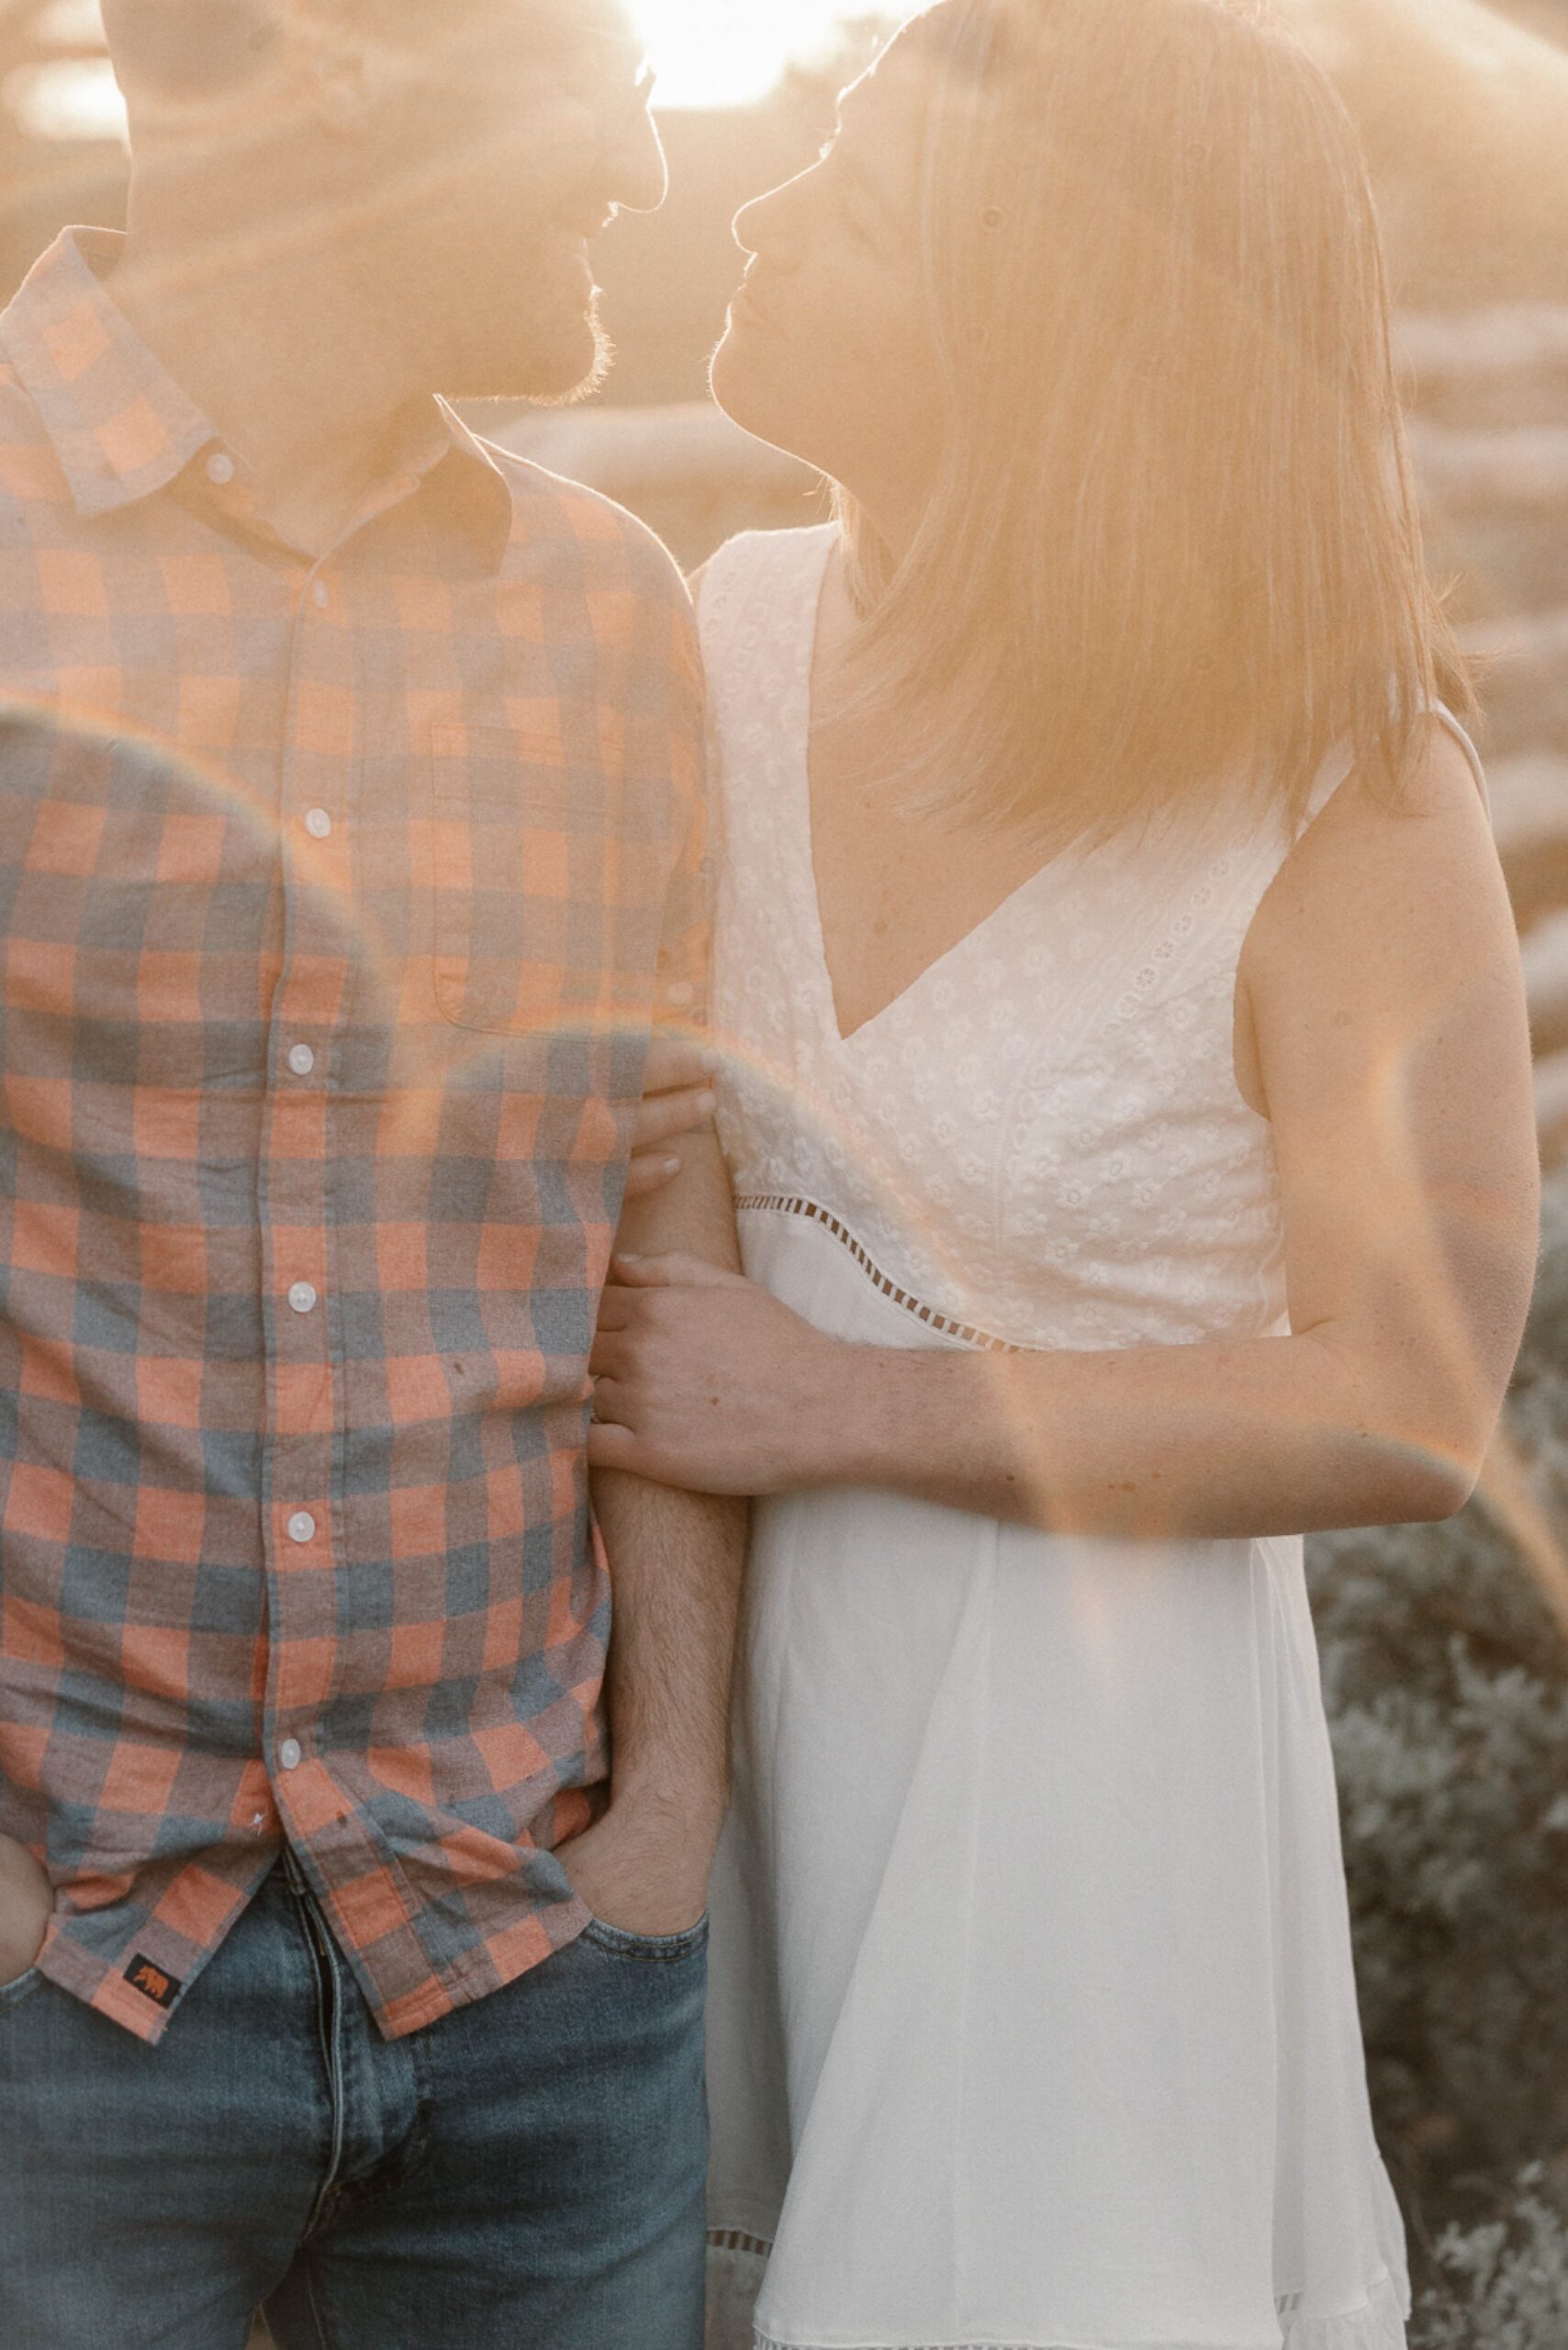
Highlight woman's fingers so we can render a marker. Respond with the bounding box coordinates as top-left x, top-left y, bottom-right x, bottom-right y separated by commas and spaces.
593, 1260, 744, 1349
588, 1326, 629, 1375
592, 1289, 636, 1335
622, 1152, 683, 1202
643, 1038, 719, 1096
610, 1250, 744, 1290
622, 1060, 721, 1200
586, 1419, 646, 1472
630, 1082, 717, 1154
588, 1371, 629, 1423
622, 1037, 720, 1203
